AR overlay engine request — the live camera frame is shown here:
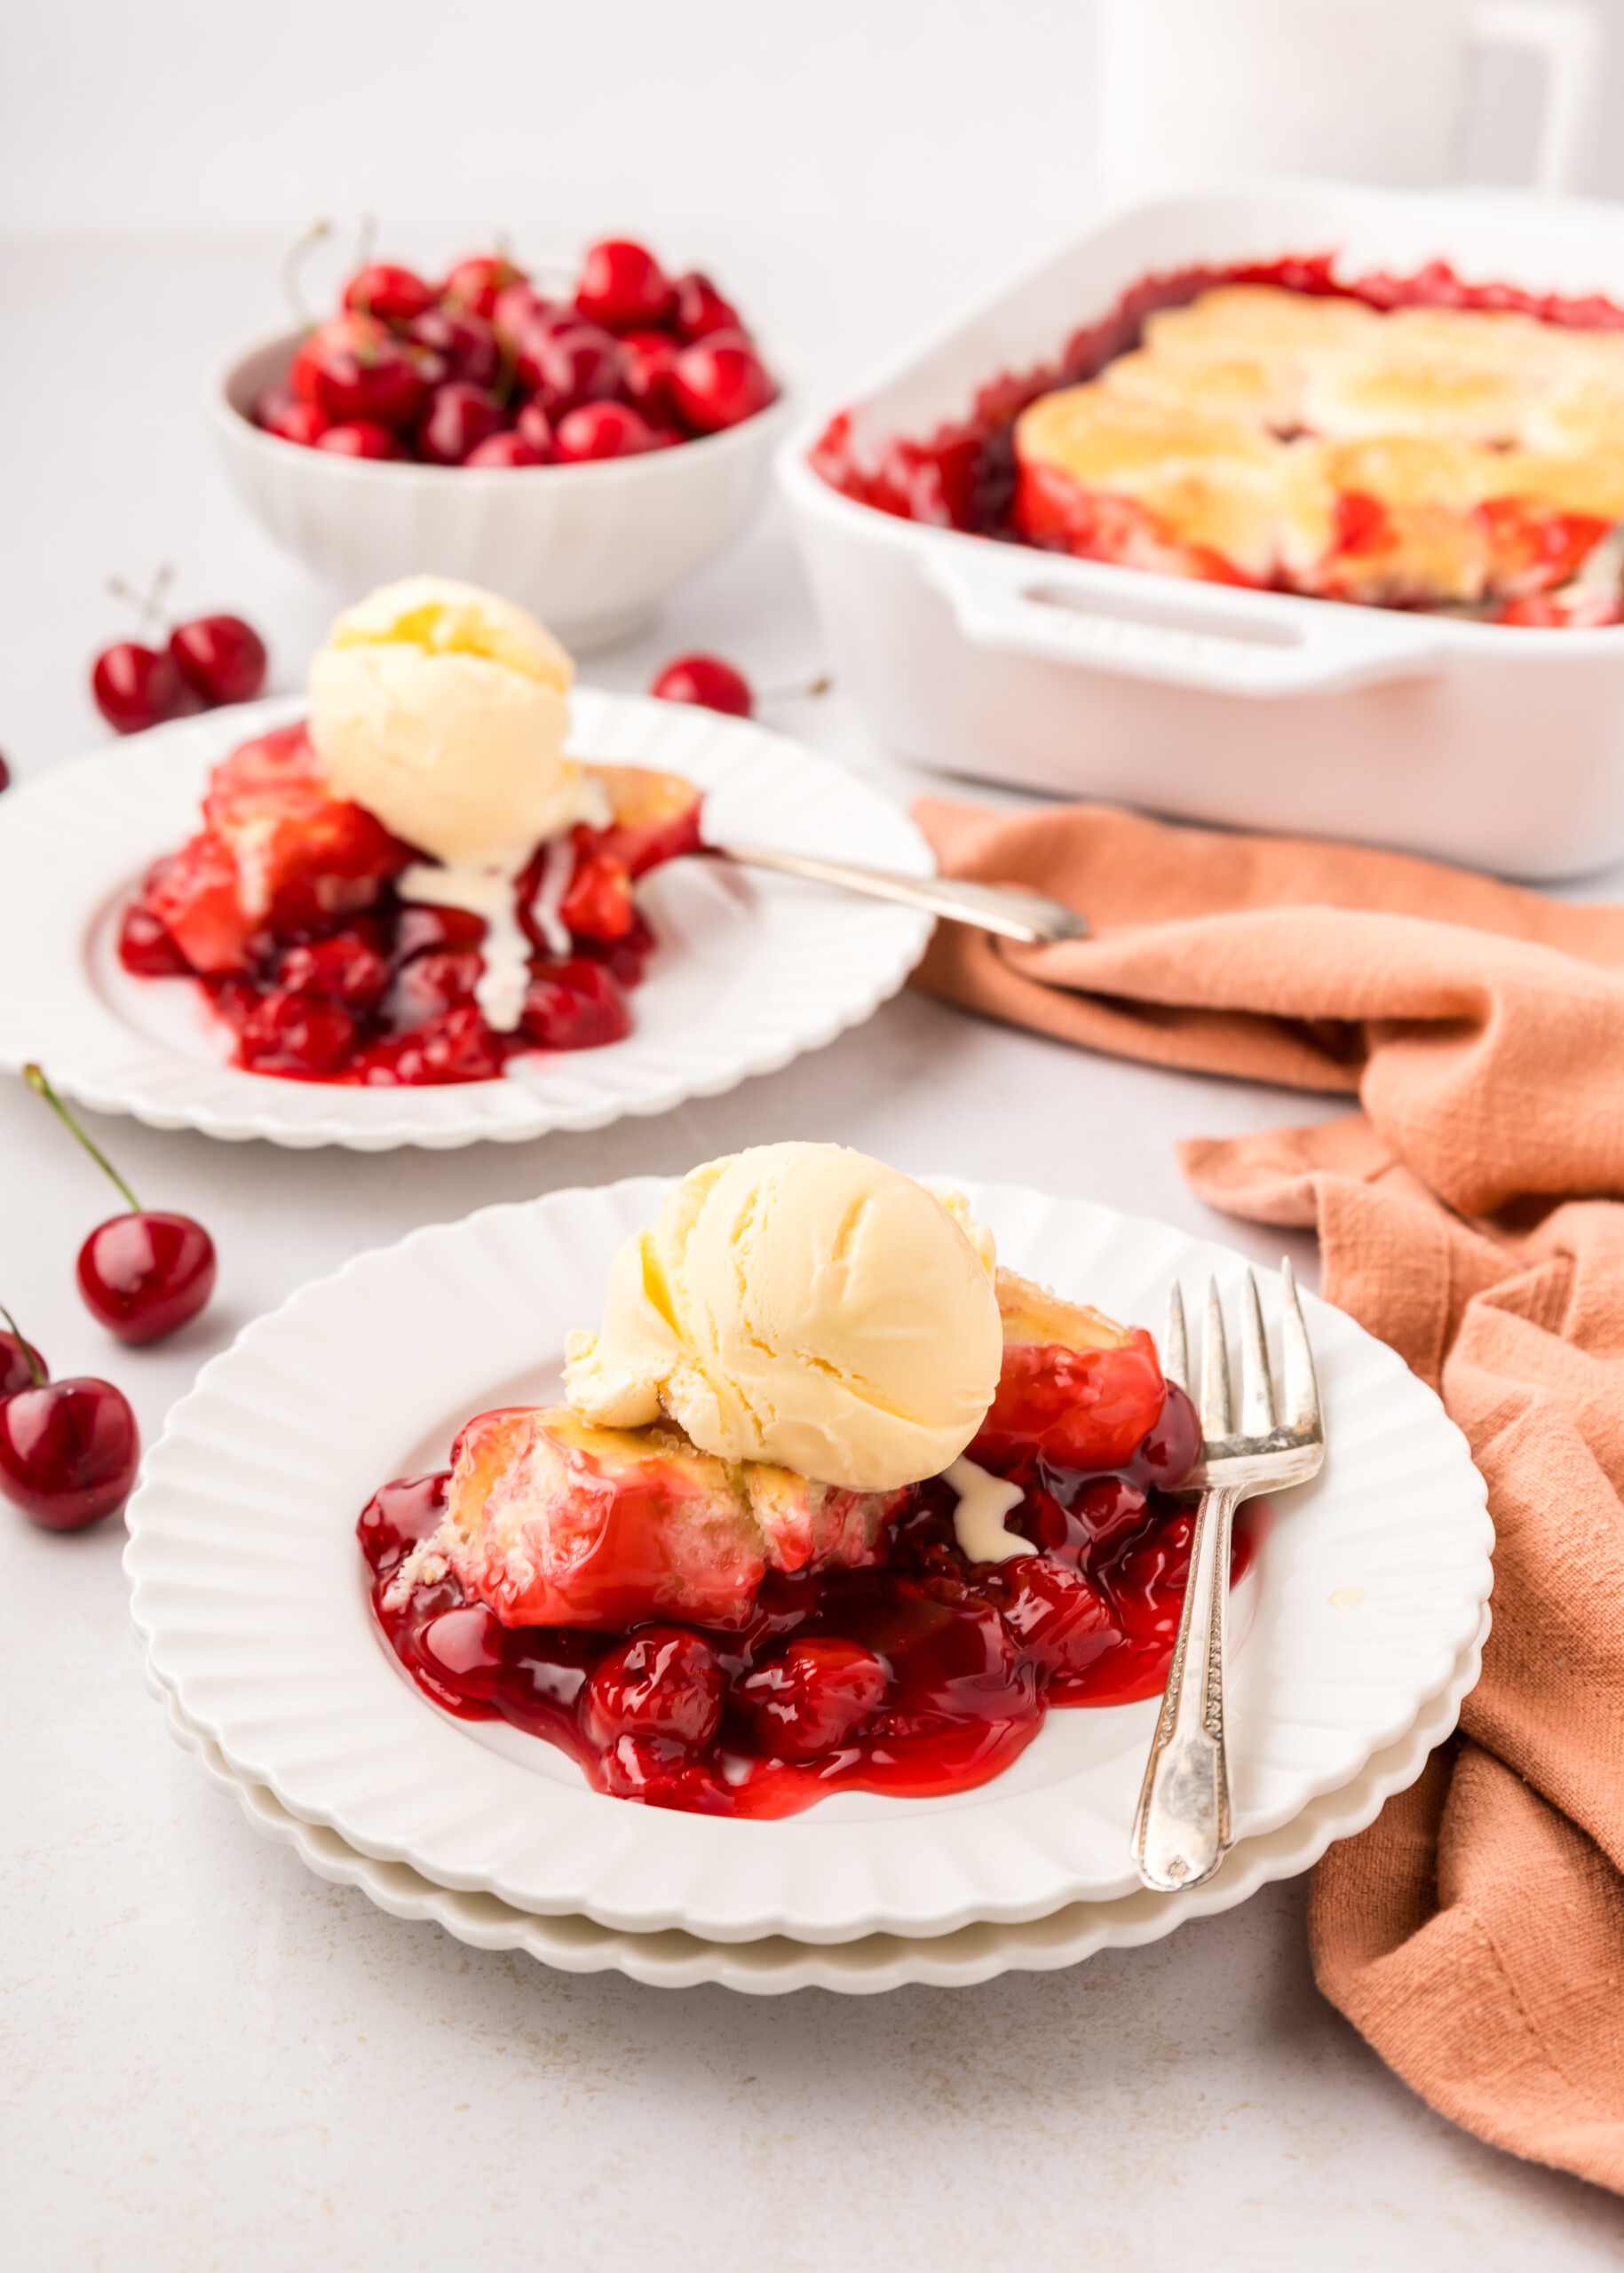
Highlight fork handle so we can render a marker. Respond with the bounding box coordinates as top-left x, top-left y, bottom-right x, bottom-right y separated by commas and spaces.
1131, 1483, 1240, 1892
